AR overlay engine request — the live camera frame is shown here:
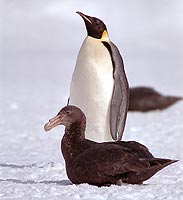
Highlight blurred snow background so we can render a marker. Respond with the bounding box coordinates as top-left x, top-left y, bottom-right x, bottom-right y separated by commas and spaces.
0, 0, 183, 199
